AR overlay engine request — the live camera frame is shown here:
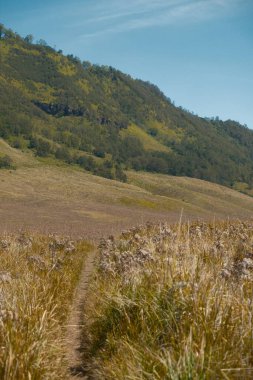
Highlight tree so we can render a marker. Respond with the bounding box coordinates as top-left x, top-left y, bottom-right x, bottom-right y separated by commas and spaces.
77, 155, 96, 171
24, 34, 34, 44
37, 39, 48, 46
146, 156, 168, 173
4, 28, 15, 39
0, 24, 5, 39
115, 165, 127, 182
30, 138, 52, 157
82, 61, 92, 69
